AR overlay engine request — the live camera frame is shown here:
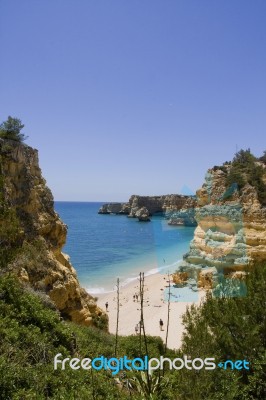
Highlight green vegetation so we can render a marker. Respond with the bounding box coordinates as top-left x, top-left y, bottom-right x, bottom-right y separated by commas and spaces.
225, 149, 266, 205
0, 158, 23, 269
1, 265, 266, 399
0, 116, 28, 142
178, 263, 266, 399
259, 150, 266, 164
0, 275, 171, 399
0, 208, 23, 269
